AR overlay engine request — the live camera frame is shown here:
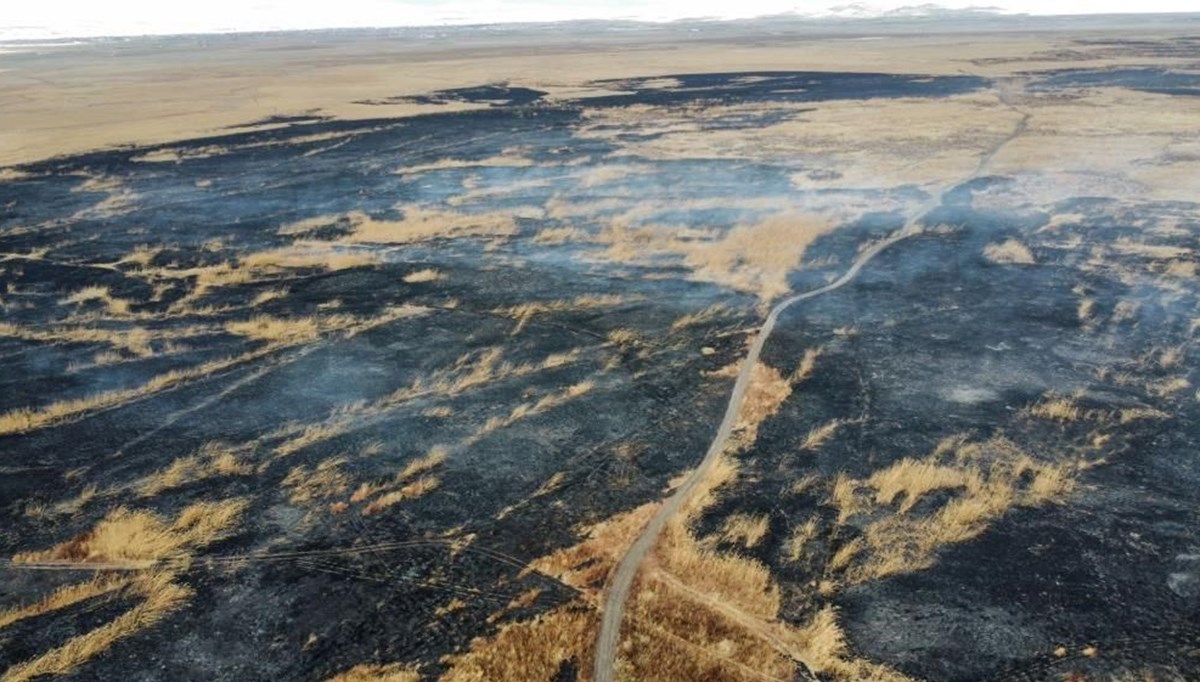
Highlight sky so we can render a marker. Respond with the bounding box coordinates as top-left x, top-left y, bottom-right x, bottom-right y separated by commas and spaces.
1, 0, 1196, 41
